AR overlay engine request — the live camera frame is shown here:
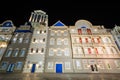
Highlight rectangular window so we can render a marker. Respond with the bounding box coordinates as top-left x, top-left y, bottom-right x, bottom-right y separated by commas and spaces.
48, 62, 53, 69
57, 50, 62, 56
65, 62, 71, 69
12, 37, 17, 43
19, 49, 26, 57
5, 49, 12, 57
50, 30, 55, 36
18, 38, 23, 43
24, 38, 29, 43
57, 39, 62, 45
76, 60, 82, 69
1, 62, 8, 70
50, 38, 55, 45
13, 49, 19, 57
64, 39, 68, 45
63, 31, 68, 36
16, 62, 23, 70
57, 31, 61, 36
64, 48, 70, 56
41, 48, 44, 53
49, 49, 54, 56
